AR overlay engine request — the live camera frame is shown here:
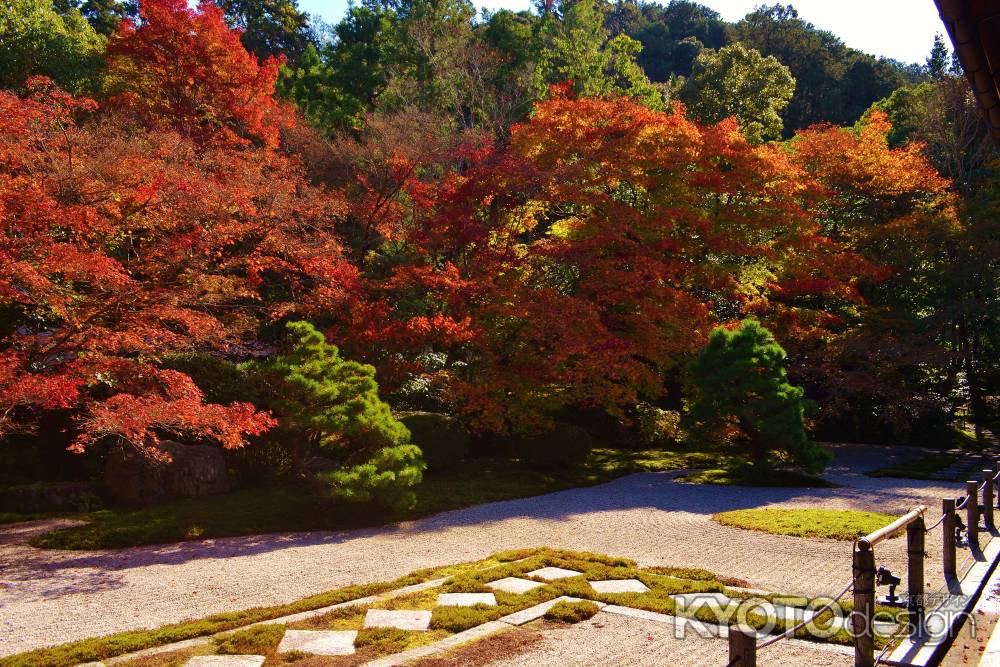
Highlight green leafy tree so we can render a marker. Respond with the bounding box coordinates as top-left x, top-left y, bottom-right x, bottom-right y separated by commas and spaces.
735, 4, 906, 131
679, 42, 795, 143
684, 320, 830, 473
0, 0, 104, 91
263, 321, 424, 511
625, 0, 728, 80
536, 0, 663, 108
